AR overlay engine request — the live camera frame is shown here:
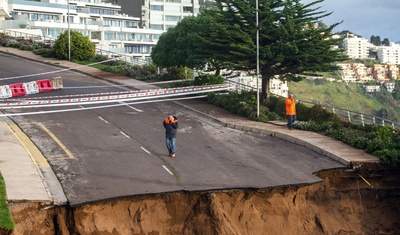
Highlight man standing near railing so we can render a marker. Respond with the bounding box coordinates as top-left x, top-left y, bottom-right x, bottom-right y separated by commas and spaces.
285, 93, 296, 130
